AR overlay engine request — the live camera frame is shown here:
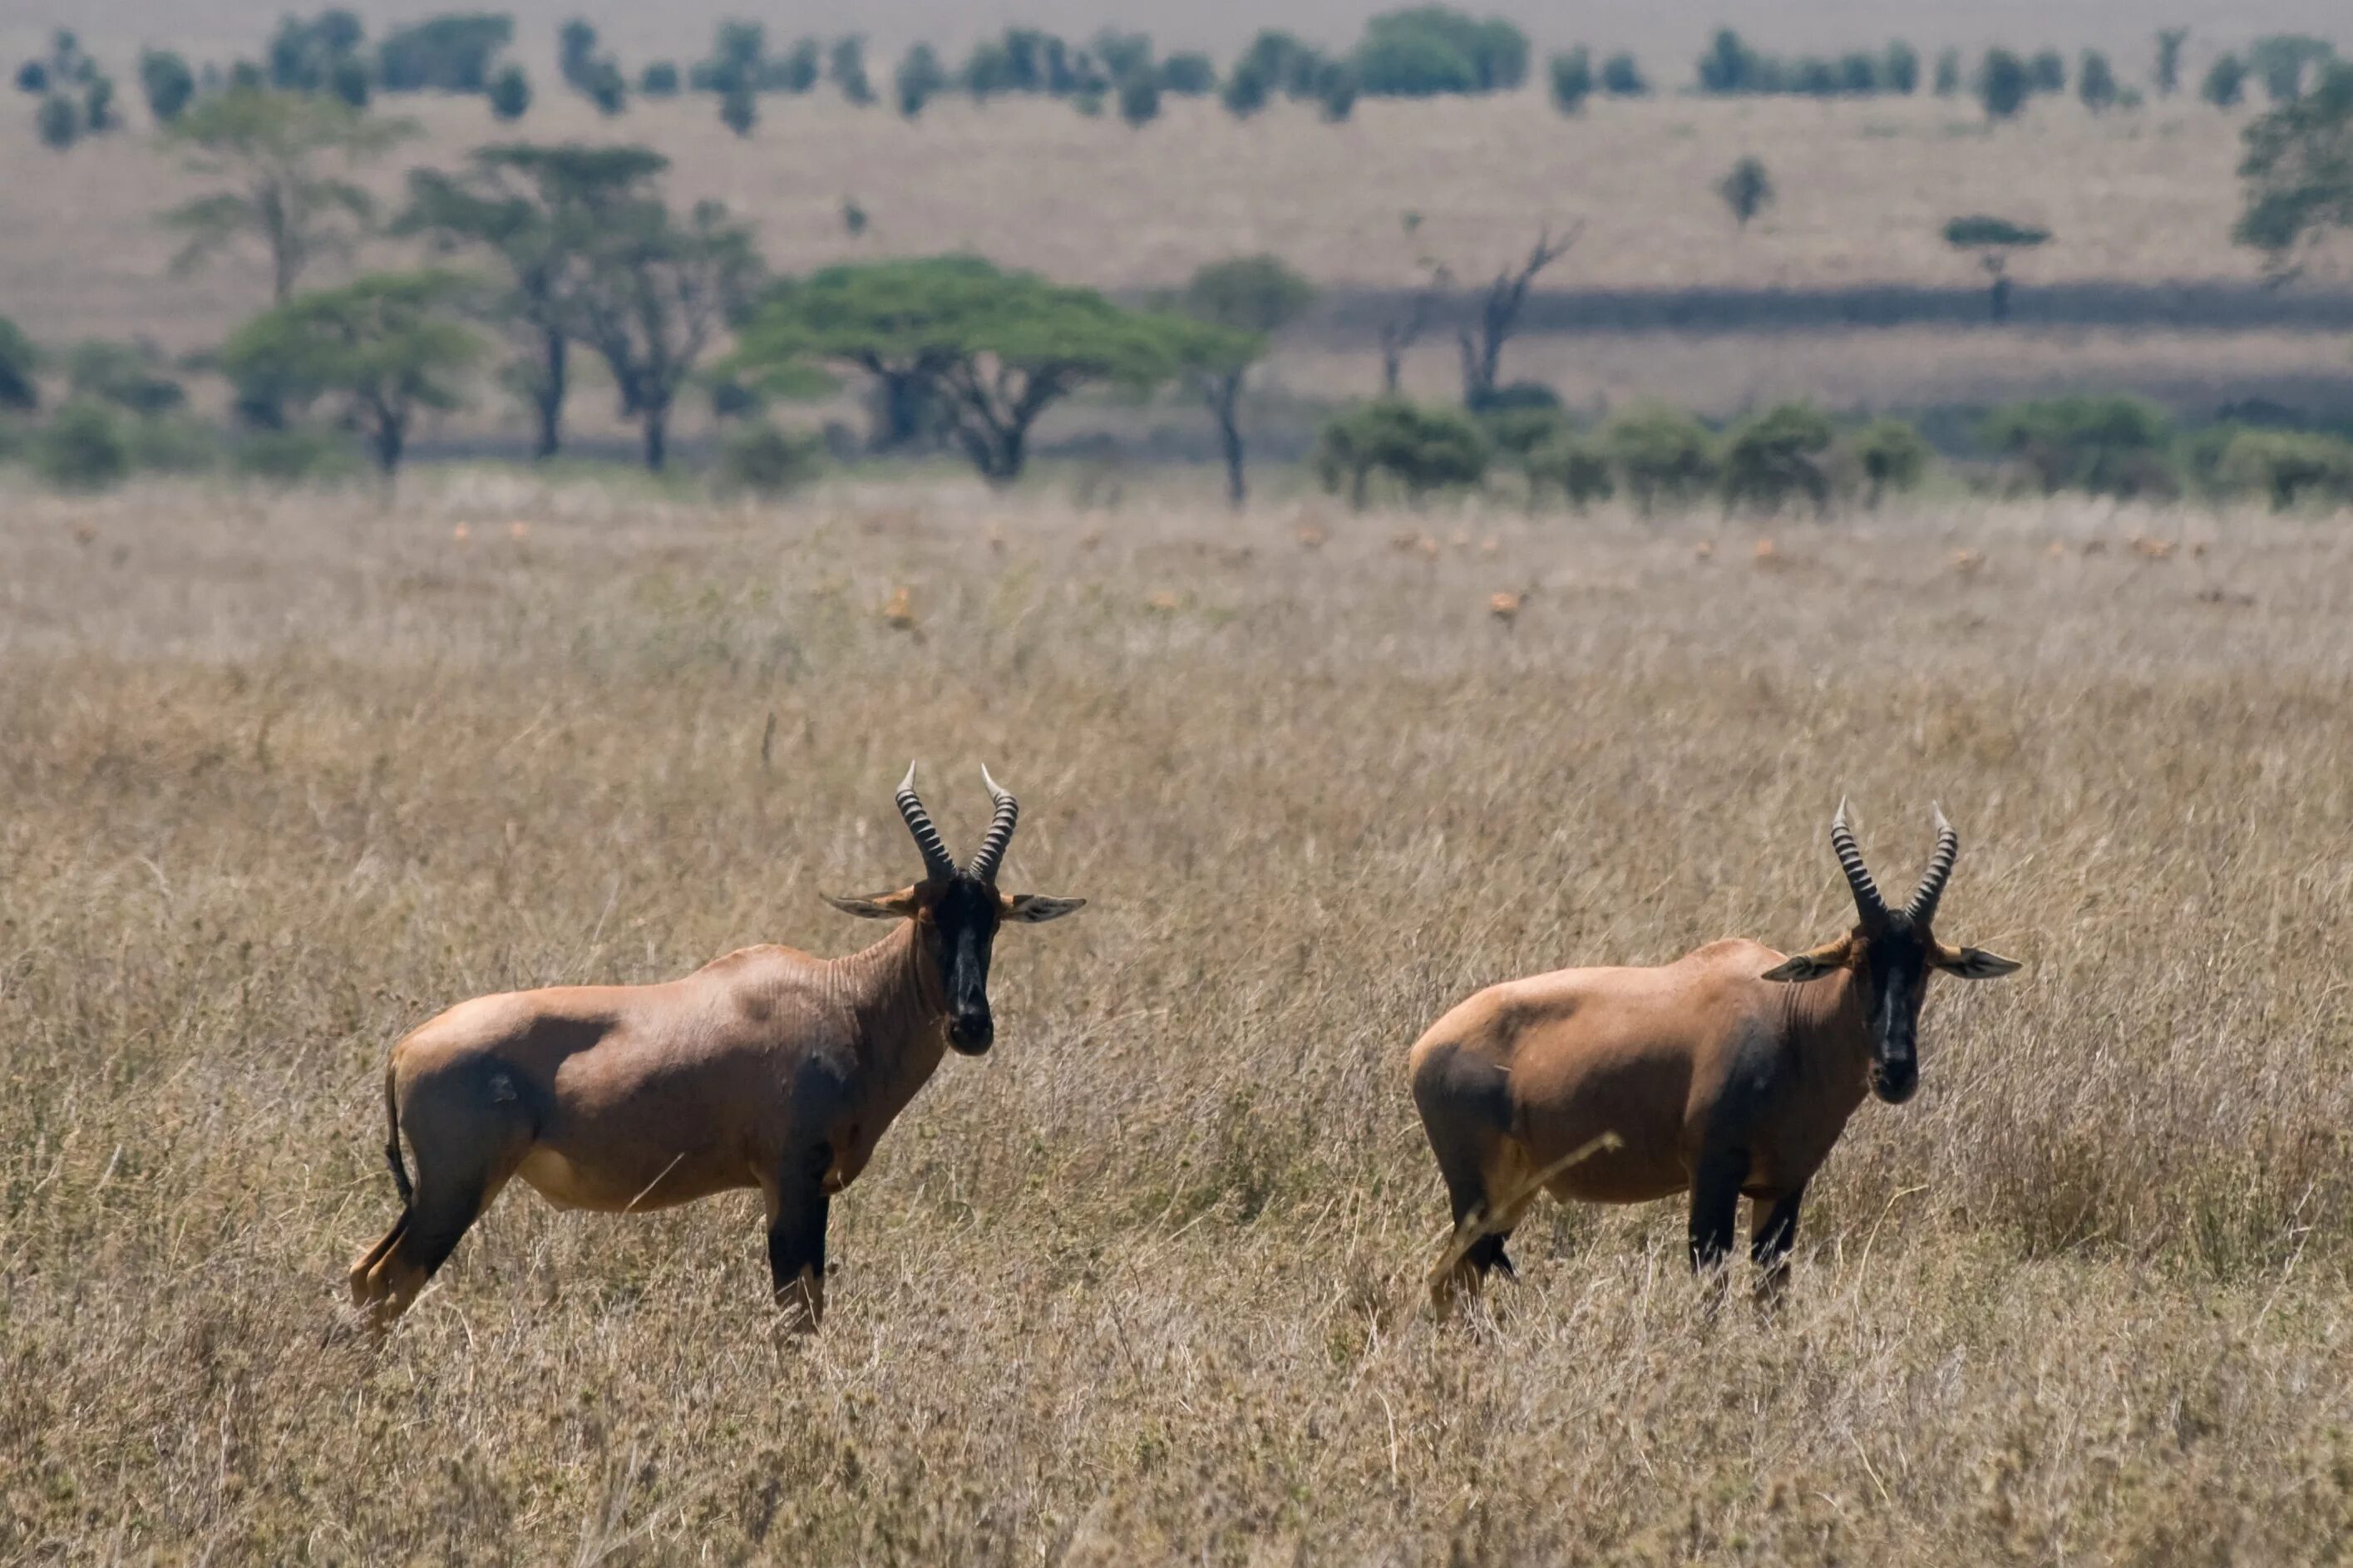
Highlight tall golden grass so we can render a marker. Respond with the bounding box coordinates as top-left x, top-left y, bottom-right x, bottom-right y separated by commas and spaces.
2, 473, 2350, 1561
